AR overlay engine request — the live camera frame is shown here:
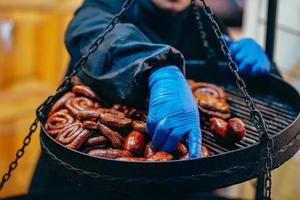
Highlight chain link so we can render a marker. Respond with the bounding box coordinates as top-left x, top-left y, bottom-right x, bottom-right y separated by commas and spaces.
191, 0, 216, 62
0, 0, 134, 192
192, 1, 273, 199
